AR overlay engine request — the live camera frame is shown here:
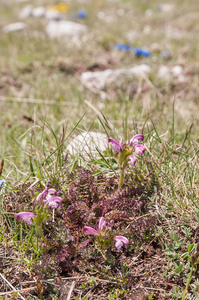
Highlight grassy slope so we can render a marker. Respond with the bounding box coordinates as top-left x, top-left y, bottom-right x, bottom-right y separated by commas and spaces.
1, 0, 199, 299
